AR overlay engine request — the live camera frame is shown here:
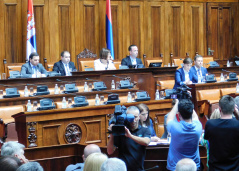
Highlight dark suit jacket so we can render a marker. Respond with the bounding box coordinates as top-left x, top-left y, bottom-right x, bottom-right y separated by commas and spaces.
173, 68, 197, 89
121, 56, 143, 68
53, 60, 76, 76
190, 66, 208, 83
21, 62, 48, 78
